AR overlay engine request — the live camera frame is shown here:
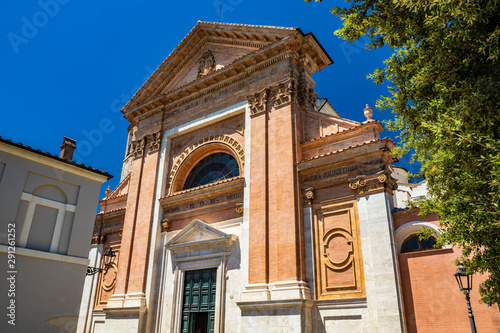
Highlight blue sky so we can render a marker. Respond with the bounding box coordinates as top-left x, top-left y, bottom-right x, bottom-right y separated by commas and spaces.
1, 0, 410, 198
